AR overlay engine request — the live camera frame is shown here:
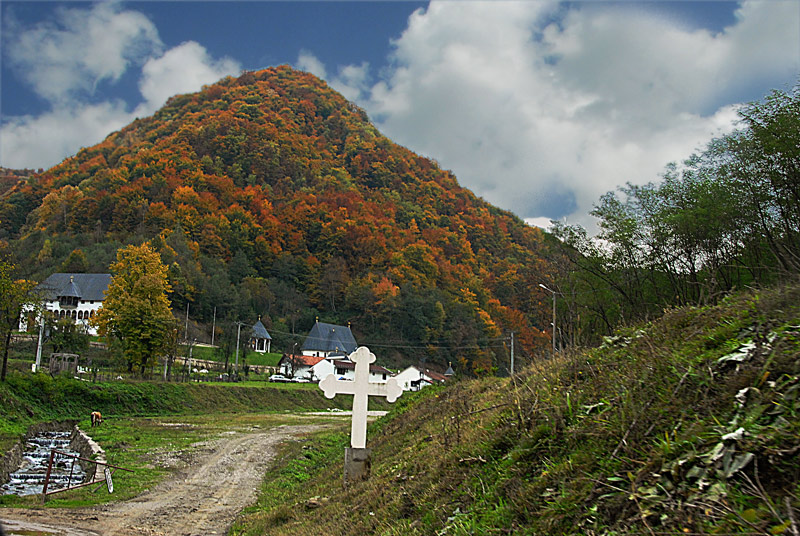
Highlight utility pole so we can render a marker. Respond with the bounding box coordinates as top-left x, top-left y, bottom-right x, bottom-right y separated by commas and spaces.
234, 320, 249, 375
235, 322, 241, 374
510, 331, 515, 375
184, 302, 189, 342
539, 284, 557, 358
211, 306, 216, 346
